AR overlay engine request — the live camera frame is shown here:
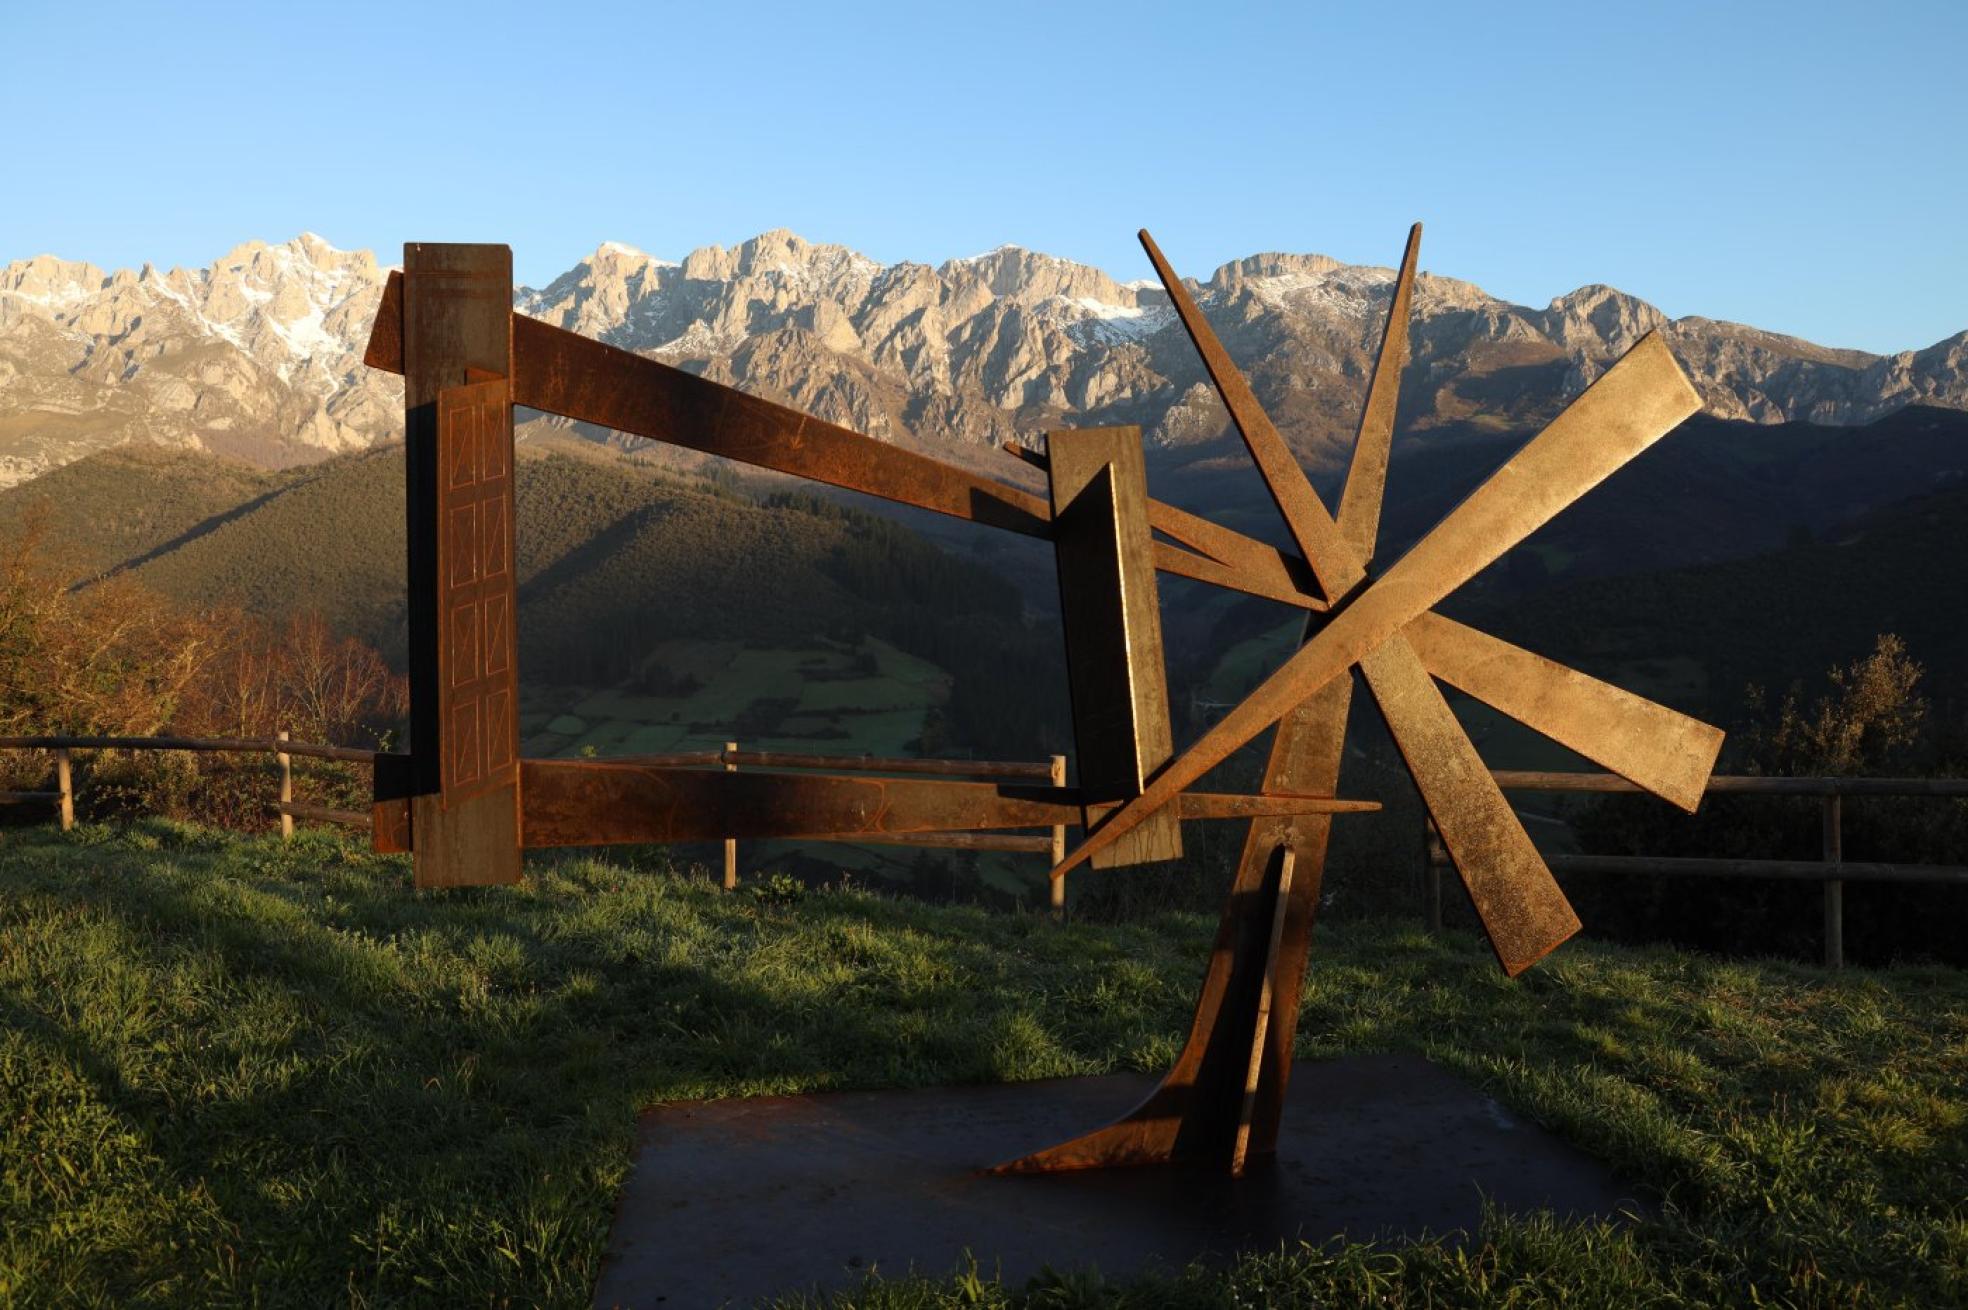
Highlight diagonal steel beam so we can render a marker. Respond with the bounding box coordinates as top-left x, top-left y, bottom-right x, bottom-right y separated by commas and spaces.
1335, 223, 1421, 566
1406, 613, 1721, 813
1138, 232, 1354, 586
366, 272, 1330, 610
1228, 222, 1419, 1145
